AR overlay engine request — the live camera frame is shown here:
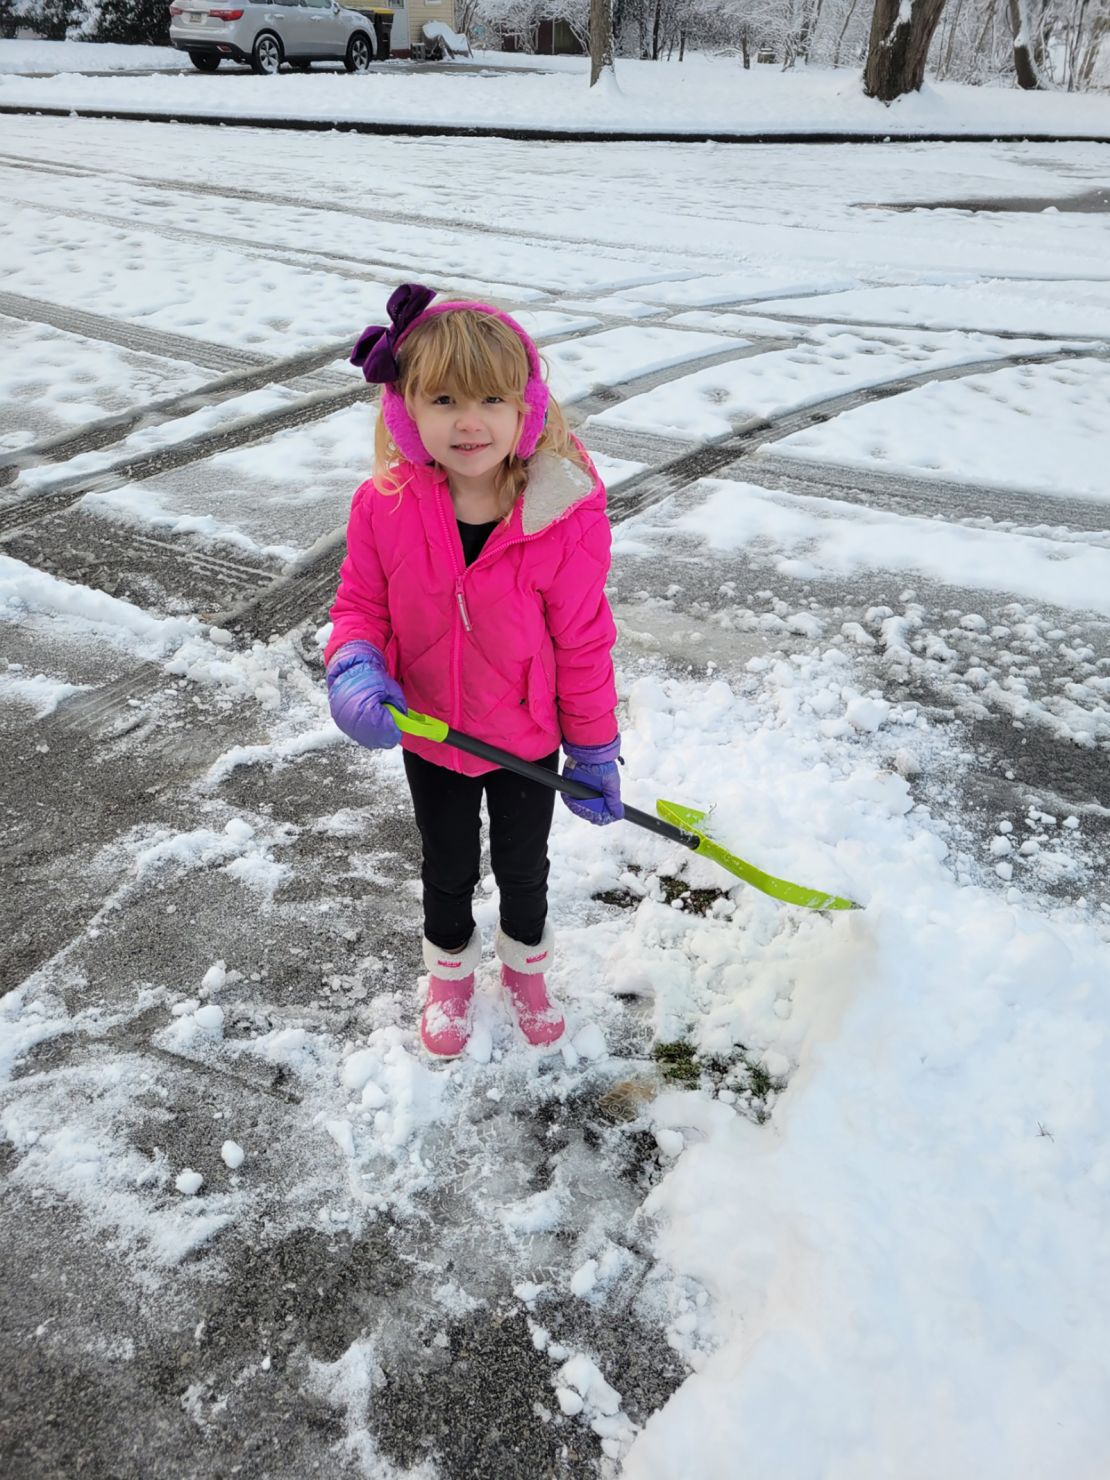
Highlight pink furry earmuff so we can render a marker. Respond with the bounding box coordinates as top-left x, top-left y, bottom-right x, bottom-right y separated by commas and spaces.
351, 283, 549, 465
